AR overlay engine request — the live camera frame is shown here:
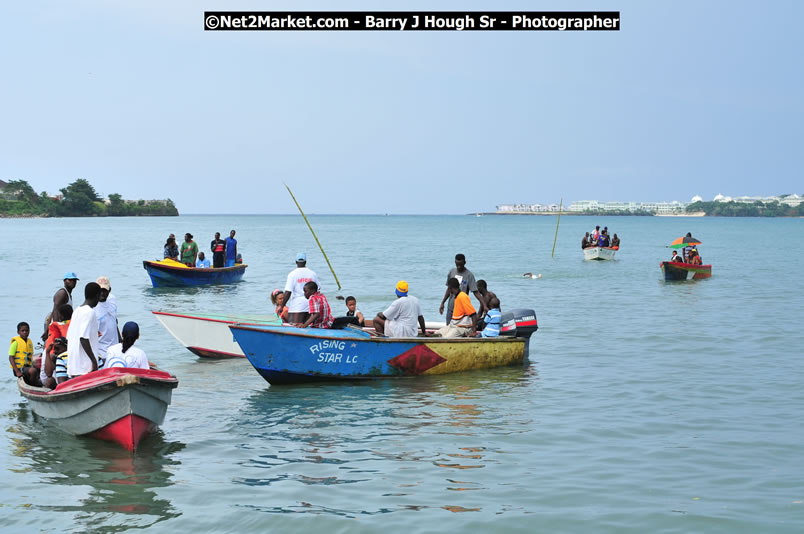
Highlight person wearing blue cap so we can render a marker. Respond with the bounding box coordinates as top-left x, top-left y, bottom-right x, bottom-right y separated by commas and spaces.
104, 322, 150, 370
283, 252, 320, 324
